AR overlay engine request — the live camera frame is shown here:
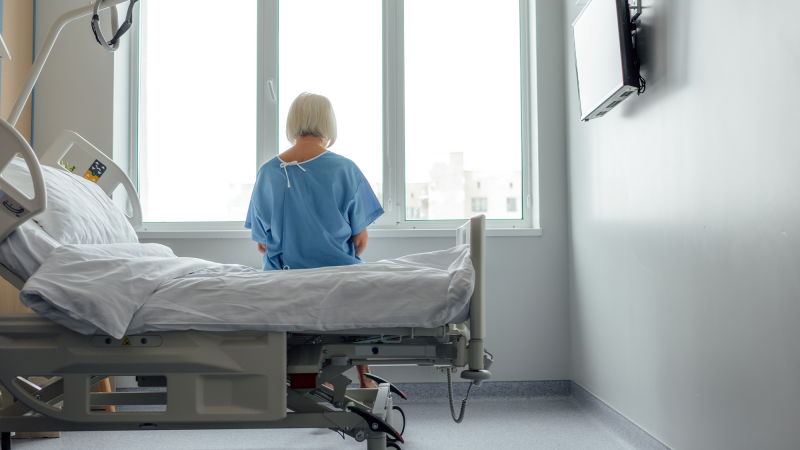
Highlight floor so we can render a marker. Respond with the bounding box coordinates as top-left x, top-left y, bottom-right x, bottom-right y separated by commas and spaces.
10, 397, 640, 450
